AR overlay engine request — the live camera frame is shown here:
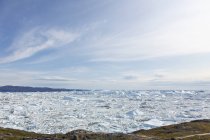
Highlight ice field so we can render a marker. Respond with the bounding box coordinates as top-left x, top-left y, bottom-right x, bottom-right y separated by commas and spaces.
0, 90, 210, 134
